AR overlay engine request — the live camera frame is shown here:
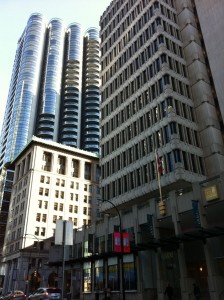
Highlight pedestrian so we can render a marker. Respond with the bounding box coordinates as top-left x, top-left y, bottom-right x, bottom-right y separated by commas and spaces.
193, 283, 201, 299
164, 283, 174, 300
